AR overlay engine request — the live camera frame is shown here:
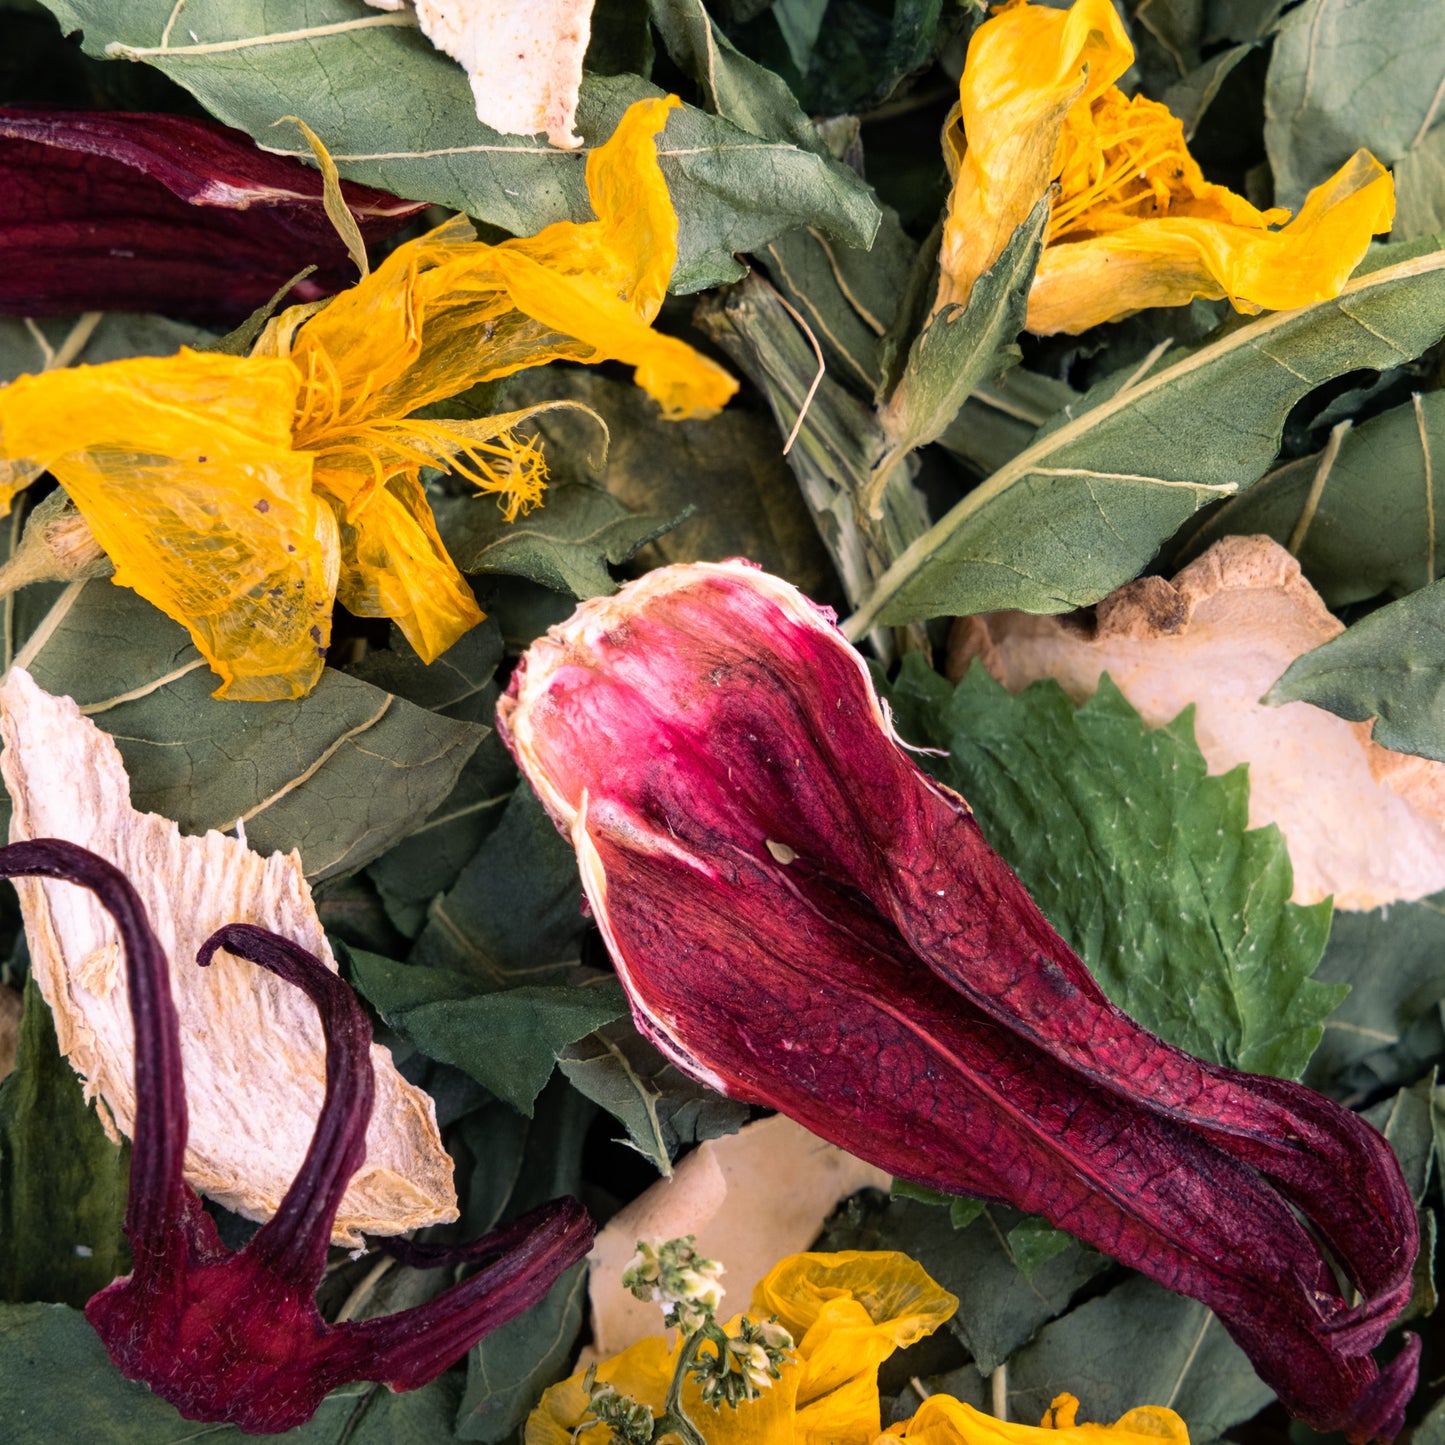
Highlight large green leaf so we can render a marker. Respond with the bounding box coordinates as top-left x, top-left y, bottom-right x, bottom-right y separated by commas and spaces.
989, 1275, 1271, 1440
557, 1021, 749, 1174
348, 950, 626, 1115
843, 247, 1445, 635
1264, 0, 1445, 210
1268, 579, 1445, 761
886, 660, 1341, 1079
1179, 390, 1445, 607
456, 1263, 587, 1442
410, 785, 587, 984
4, 578, 484, 882
0, 981, 128, 1308
438, 483, 684, 599
39, 0, 879, 293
